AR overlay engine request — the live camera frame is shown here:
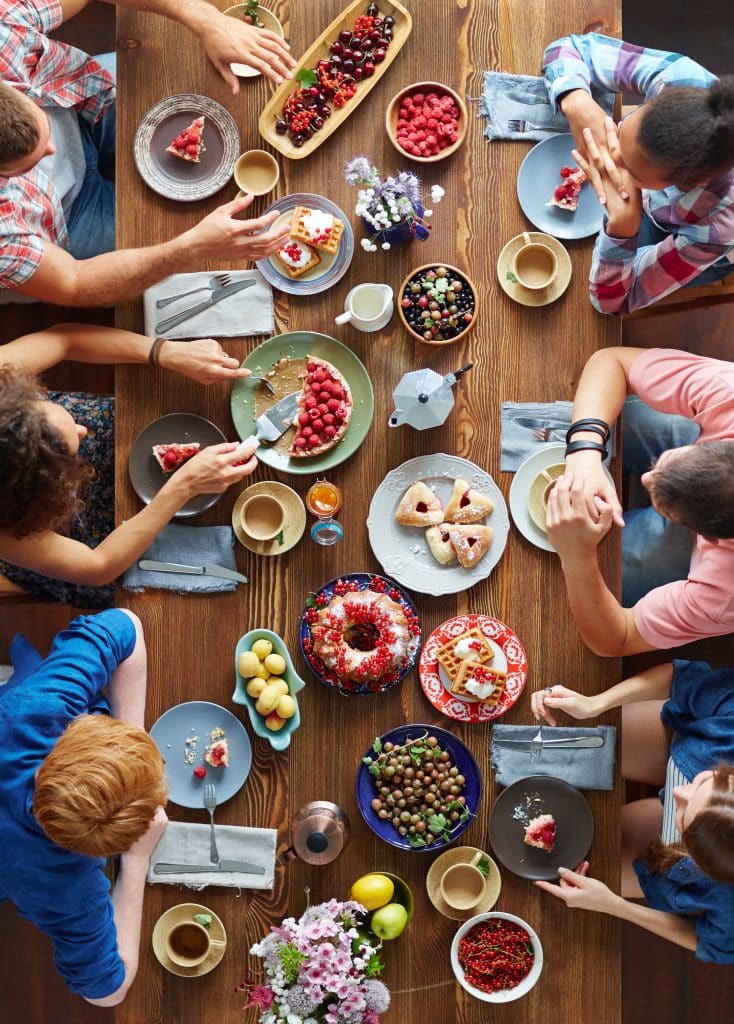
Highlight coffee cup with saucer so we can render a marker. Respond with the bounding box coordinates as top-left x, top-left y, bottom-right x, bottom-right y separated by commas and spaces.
152, 902, 227, 977
426, 846, 501, 921
497, 231, 572, 307
233, 481, 306, 556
